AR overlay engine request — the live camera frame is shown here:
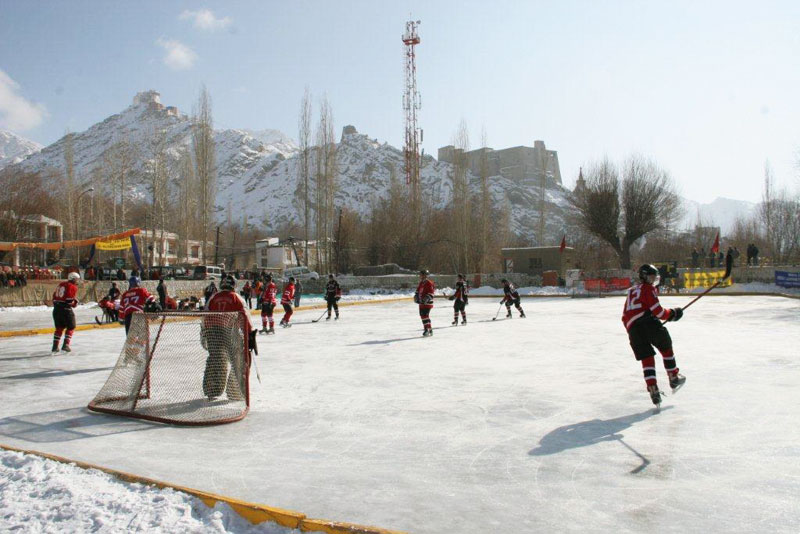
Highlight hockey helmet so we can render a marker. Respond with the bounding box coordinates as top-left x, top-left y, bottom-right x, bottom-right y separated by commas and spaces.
457, 273, 464, 280
288, 276, 296, 282
638, 264, 660, 285
328, 273, 334, 279
220, 275, 236, 291
501, 278, 509, 284
265, 273, 272, 281
67, 272, 80, 282
419, 269, 429, 276
128, 277, 139, 288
